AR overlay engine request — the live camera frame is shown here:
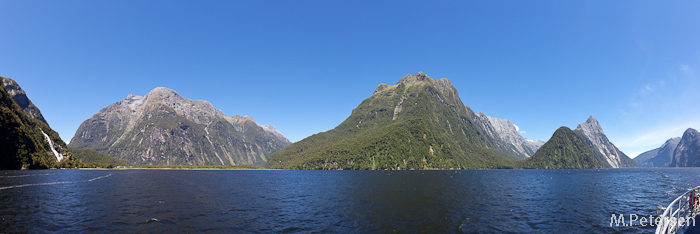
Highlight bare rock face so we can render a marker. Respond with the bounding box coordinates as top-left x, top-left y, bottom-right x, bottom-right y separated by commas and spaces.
670, 128, 700, 167
475, 113, 544, 158
574, 116, 636, 168
1, 77, 47, 124
69, 87, 290, 166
